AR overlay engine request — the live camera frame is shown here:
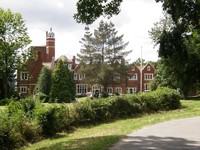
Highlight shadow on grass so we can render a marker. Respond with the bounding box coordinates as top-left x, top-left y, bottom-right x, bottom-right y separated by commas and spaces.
110, 136, 200, 150
37, 135, 122, 150
34, 135, 200, 150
